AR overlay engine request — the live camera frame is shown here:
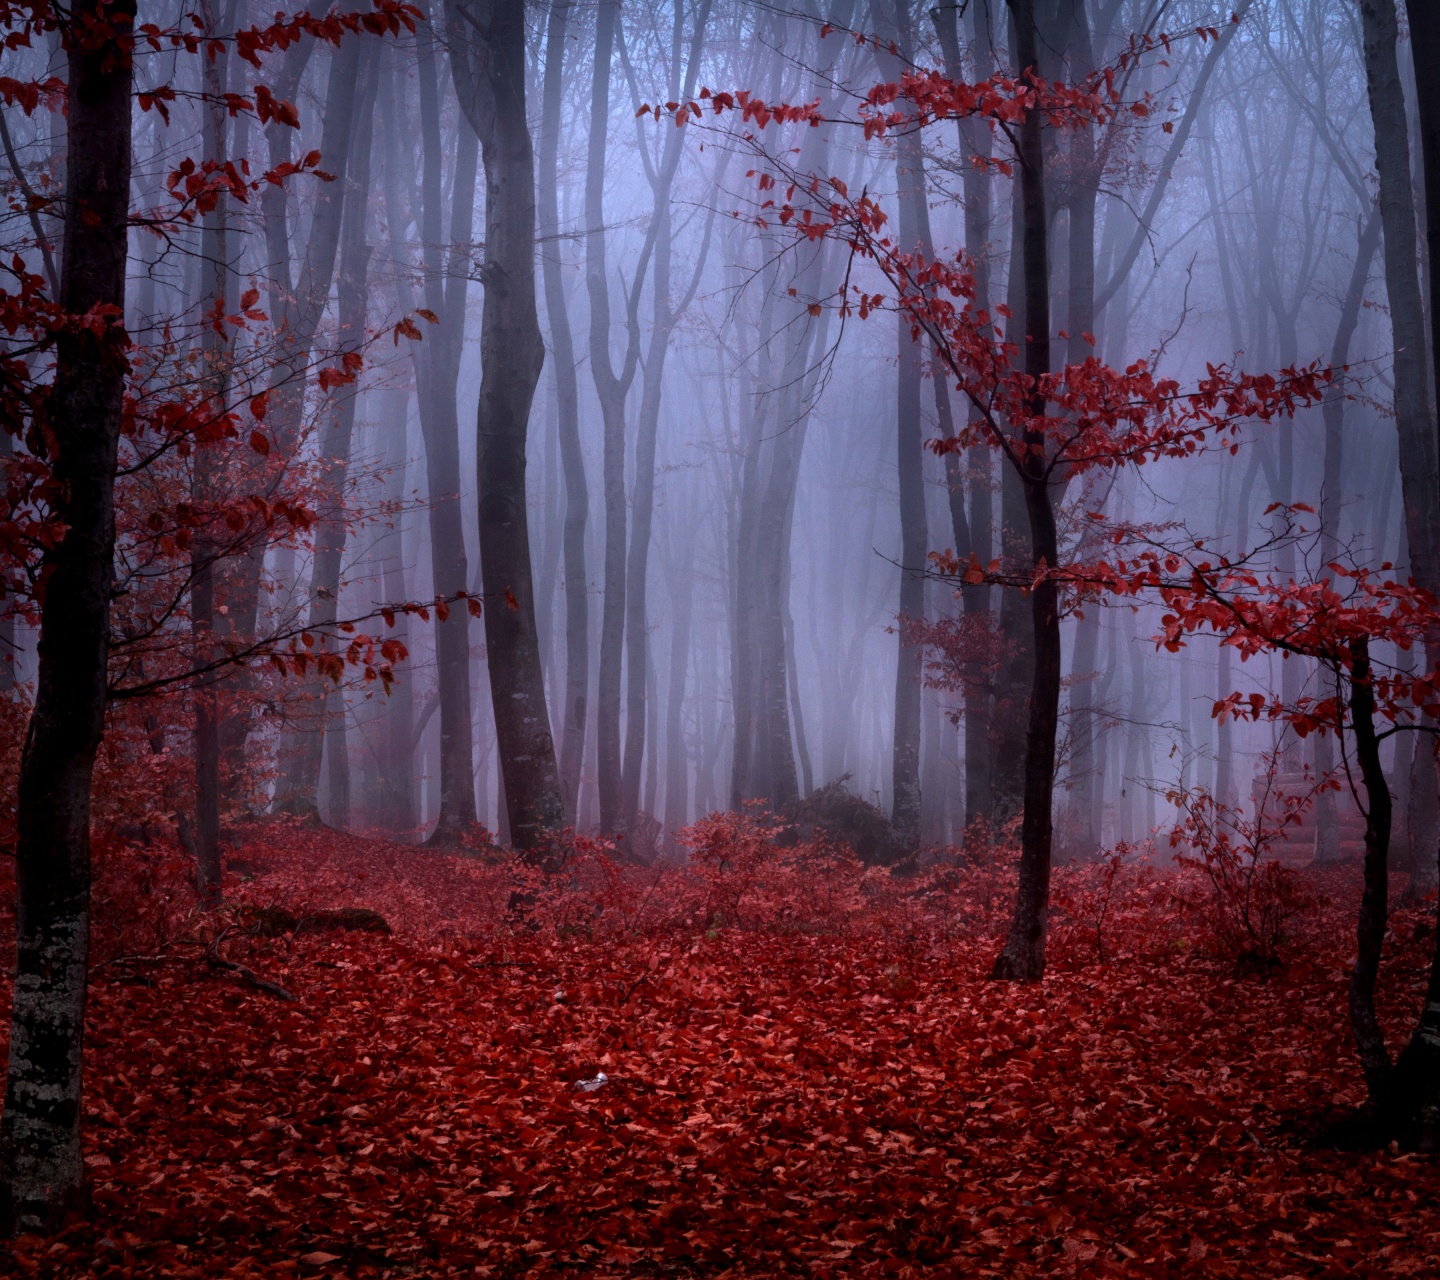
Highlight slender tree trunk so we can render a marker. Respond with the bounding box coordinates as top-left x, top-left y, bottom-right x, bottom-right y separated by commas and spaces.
1315, 207, 1382, 864
0, 0, 132, 1232
539, 0, 588, 823
193, 0, 231, 904
934, 0, 997, 845
619, 0, 714, 829
413, 26, 480, 843
1357, 0, 1440, 1145
1346, 639, 1395, 1099
1406, 2, 1440, 413
663, 556, 694, 841
784, 589, 813, 799
587, 0, 634, 835
281, 49, 379, 823
992, 0, 1060, 983
992, 188, 1034, 833
376, 386, 417, 836
886, 0, 926, 851
449, 0, 565, 852
0, 429, 14, 692
227, 33, 354, 795
1359, 0, 1440, 602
